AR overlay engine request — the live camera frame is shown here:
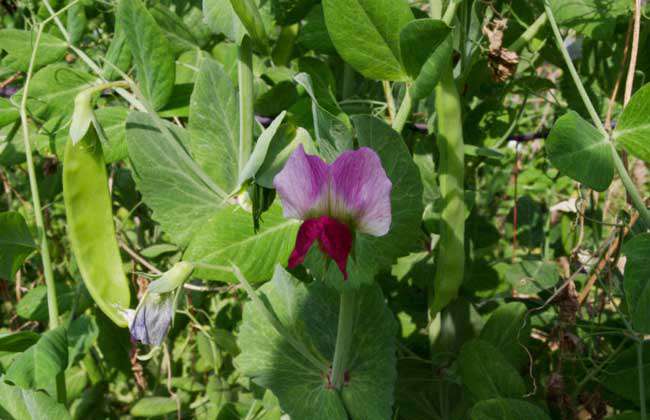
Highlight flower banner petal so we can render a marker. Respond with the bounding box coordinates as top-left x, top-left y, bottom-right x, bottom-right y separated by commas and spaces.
274, 145, 329, 220
329, 147, 392, 236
